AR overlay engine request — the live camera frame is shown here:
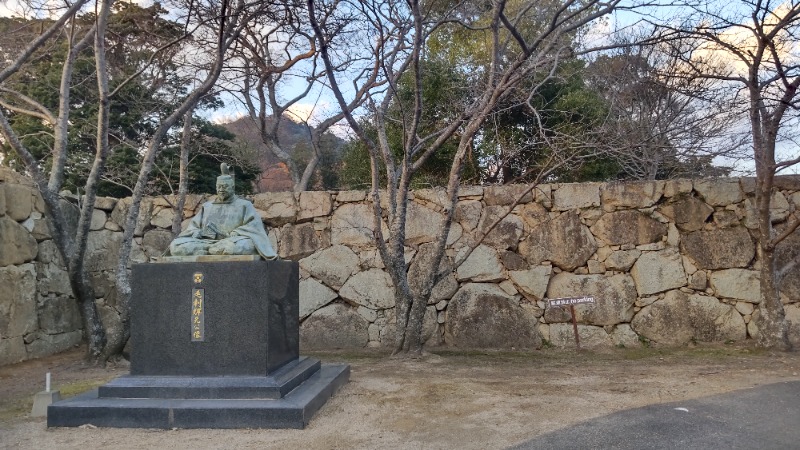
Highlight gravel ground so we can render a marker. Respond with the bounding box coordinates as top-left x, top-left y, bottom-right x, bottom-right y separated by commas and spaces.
1, 345, 799, 449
